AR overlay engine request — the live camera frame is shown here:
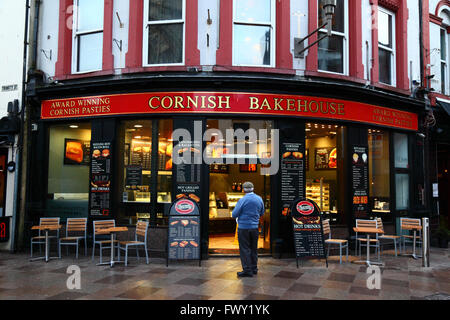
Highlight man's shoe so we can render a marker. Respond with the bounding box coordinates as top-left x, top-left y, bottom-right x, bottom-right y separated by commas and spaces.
237, 271, 253, 278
